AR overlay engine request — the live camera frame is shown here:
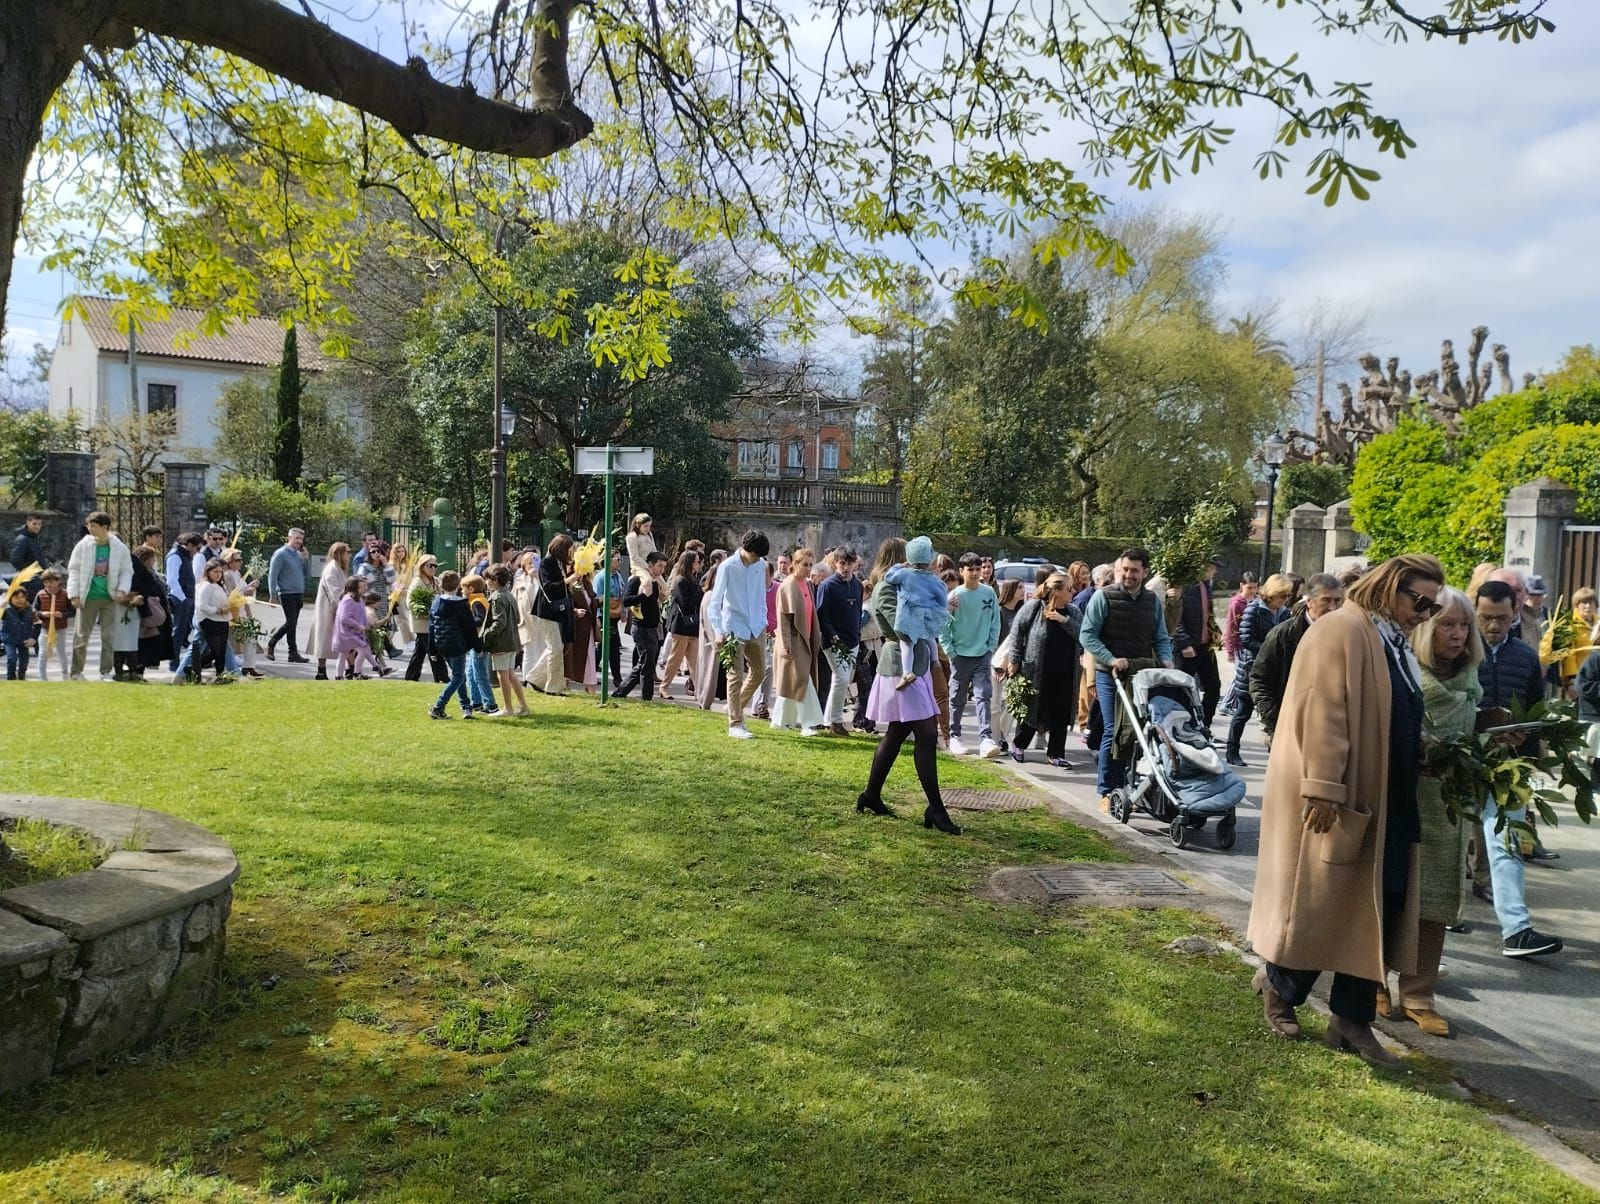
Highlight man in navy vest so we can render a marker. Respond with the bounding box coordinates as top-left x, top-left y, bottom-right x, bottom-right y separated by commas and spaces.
1079, 546, 1174, 809
164, 532, 202, 672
